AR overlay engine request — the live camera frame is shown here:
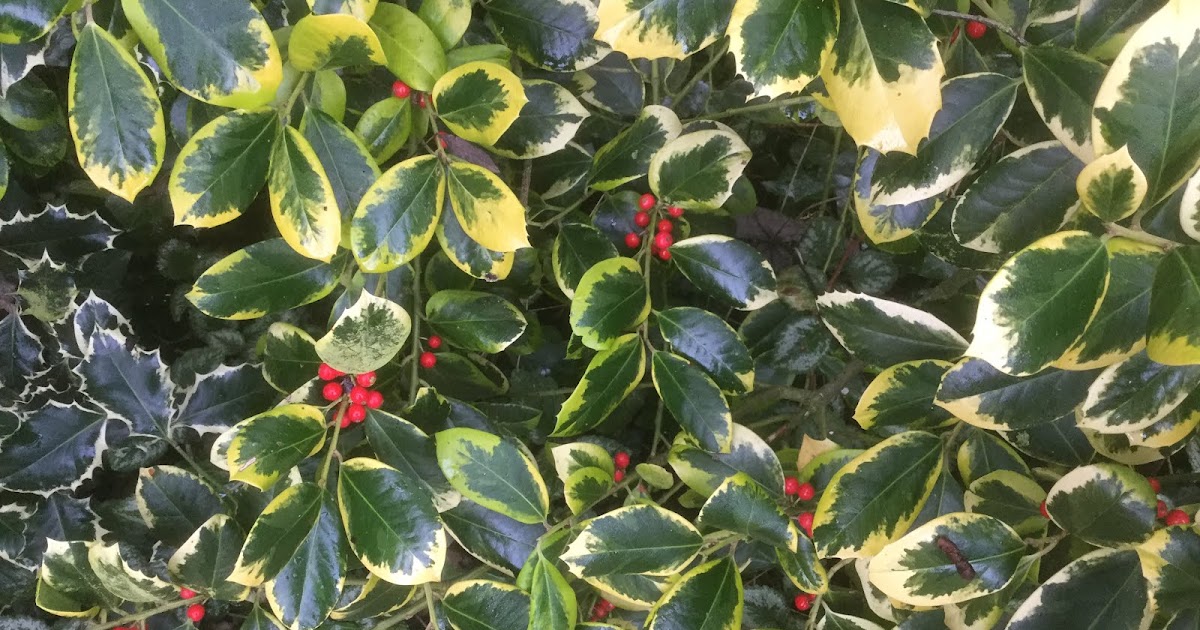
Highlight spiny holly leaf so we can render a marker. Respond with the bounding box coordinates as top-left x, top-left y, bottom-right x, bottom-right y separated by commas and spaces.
0, 204, 119, 264
174, 363, 278, 435
0, 403, 110, 495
